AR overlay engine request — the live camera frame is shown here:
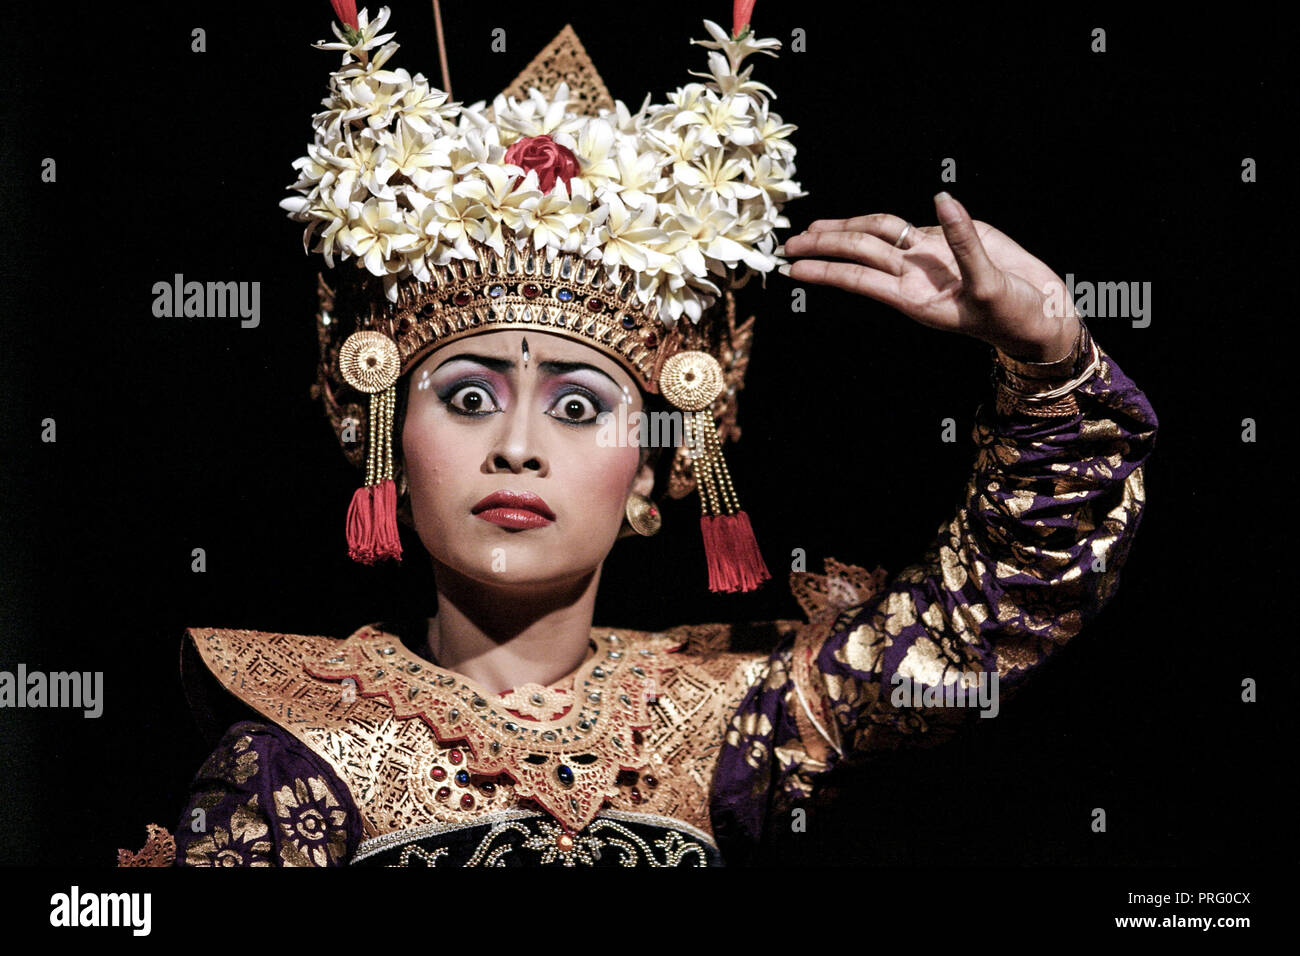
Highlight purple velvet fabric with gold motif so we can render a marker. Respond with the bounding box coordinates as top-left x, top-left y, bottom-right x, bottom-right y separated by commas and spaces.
173, 721, 363, 866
